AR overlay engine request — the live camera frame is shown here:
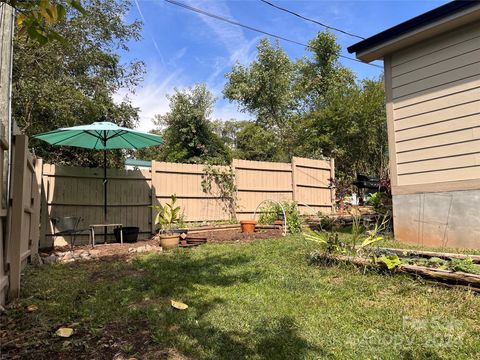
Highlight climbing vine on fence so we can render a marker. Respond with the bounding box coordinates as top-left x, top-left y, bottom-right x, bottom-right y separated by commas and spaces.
201, 164, 237, 220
